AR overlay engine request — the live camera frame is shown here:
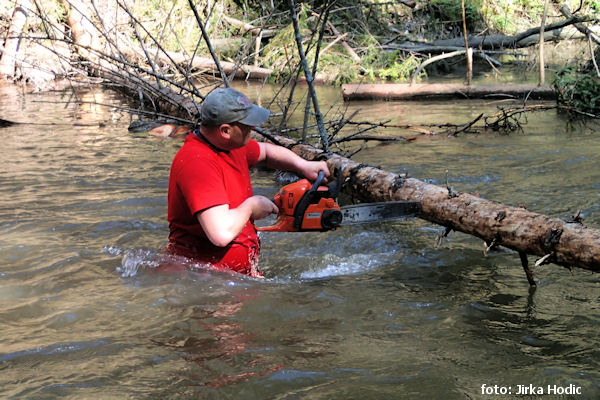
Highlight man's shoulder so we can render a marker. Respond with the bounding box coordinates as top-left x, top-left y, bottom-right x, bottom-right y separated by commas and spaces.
231, 139, 259, 158
177, 136, 216, 158
171, 139, 216, 173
